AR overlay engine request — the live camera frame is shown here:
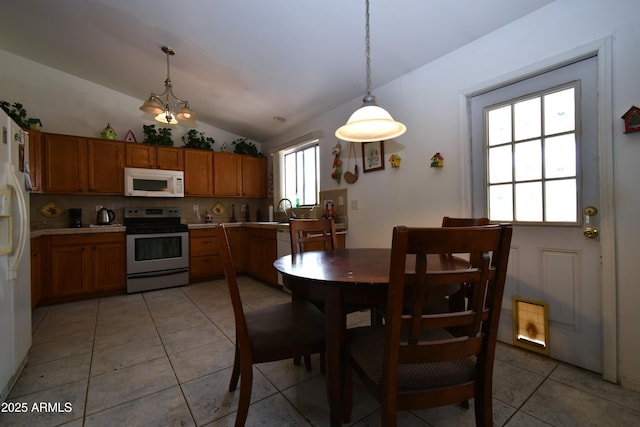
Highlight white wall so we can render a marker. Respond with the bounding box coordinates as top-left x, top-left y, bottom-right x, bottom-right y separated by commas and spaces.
0, 50, 247, 148
263, 0, 640, 390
